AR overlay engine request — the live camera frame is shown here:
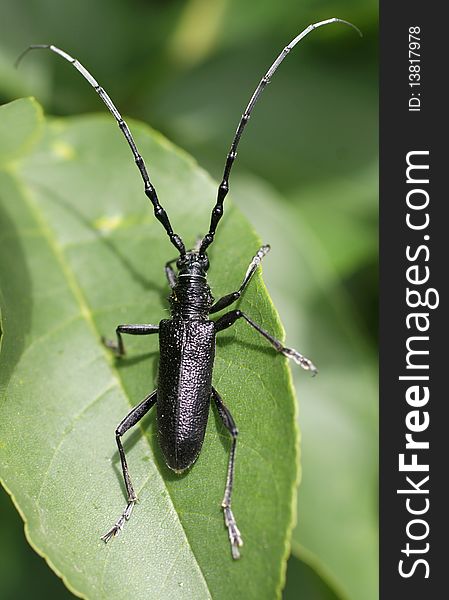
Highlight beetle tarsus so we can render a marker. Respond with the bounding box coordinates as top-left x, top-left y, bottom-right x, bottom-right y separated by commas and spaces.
101, 336, 125, 358
101, 500, 135, 543
223, 505, 243, 560
282, 347, 318, 376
